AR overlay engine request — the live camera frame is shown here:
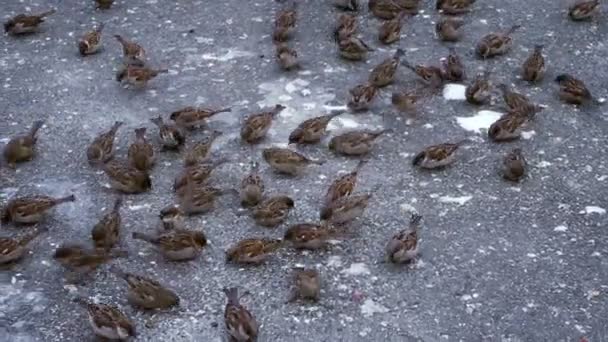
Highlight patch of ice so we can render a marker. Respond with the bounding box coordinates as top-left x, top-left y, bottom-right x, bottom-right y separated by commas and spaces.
342, 263, 370, 276
456, 111, 502, 133
521, 131, 536, 140
438, 195, 472, 205
443, 83, 467, 100
360, 299, 389, 317
200, 49, 253, 61
581, 206, 606, 215
285, 79, 310, 93
554, 225, 568, 232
